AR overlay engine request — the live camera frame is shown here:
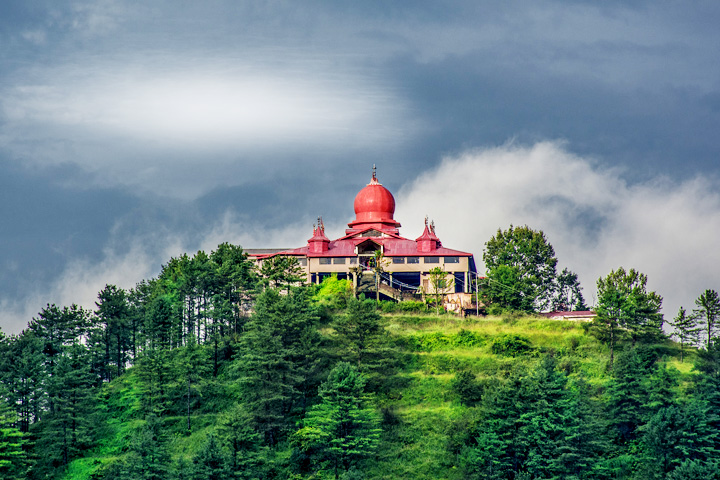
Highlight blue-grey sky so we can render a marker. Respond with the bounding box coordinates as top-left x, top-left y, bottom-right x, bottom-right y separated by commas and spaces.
2, 1, 720, 332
